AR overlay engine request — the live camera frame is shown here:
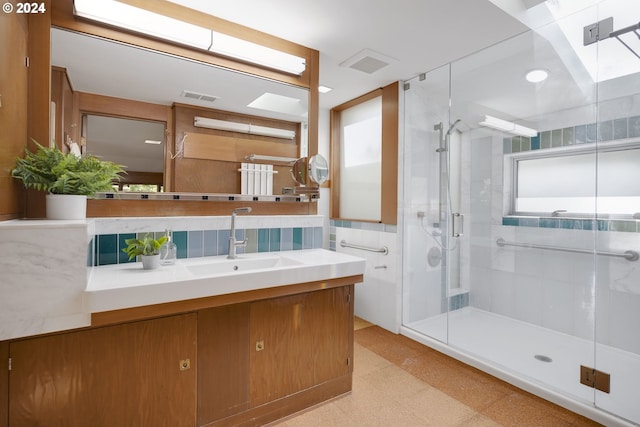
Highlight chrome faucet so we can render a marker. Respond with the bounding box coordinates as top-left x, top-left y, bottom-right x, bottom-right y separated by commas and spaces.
228, 207, 252, 259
